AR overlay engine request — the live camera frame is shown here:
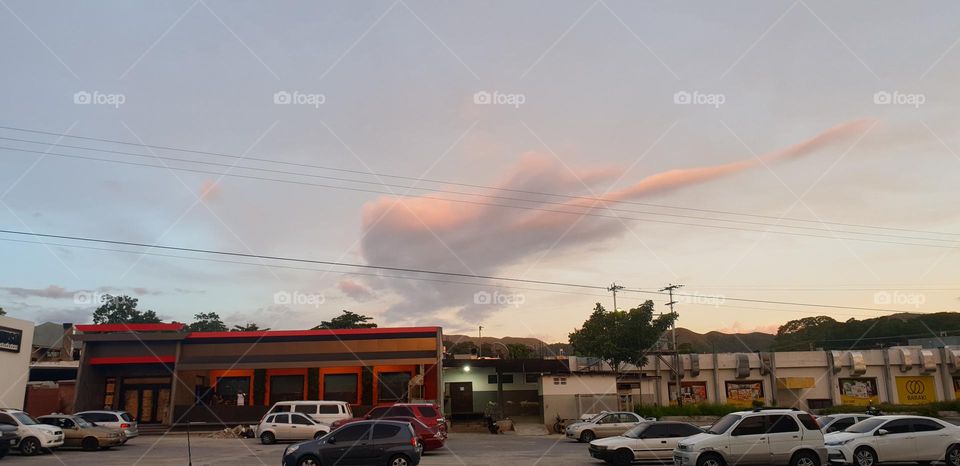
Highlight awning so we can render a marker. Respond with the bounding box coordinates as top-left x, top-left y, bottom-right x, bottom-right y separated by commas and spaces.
776, 377, 815, 389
